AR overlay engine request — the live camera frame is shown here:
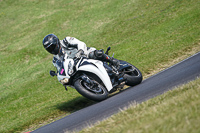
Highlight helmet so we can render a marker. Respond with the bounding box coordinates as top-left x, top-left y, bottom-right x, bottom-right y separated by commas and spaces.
42, 34, 60, 55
